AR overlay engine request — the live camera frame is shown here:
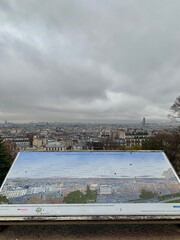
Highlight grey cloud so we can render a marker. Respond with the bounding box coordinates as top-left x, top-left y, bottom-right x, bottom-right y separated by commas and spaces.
0, 0, 180, 121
